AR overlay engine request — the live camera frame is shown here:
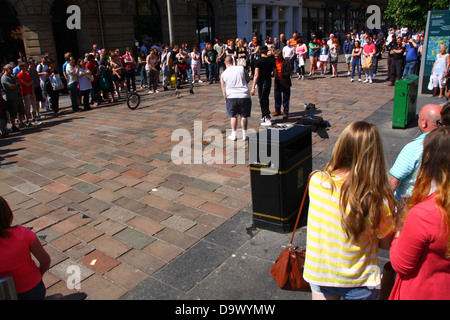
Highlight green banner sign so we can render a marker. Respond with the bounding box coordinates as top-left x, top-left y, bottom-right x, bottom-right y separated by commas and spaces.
419, 10, 450, 94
